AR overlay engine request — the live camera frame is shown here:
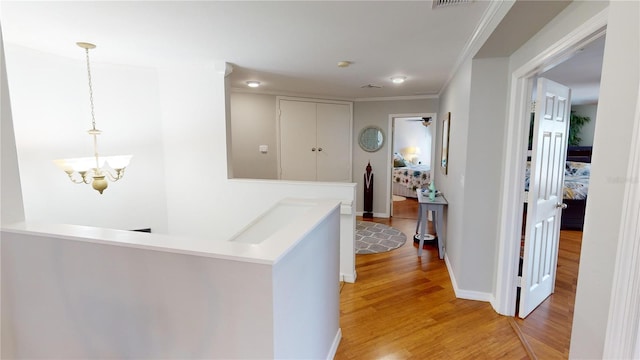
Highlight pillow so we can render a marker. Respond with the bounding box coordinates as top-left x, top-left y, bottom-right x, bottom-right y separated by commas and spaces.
394, 158, 408, 167
393, 153, 407, 167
